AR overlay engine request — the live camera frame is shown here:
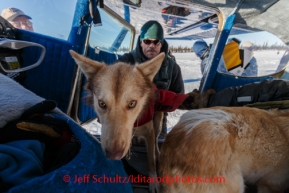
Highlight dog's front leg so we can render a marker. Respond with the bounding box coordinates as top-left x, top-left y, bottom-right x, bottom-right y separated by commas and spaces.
145, 121, 159, 193
153, 111, 163, 161
134, 120, 160, 193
